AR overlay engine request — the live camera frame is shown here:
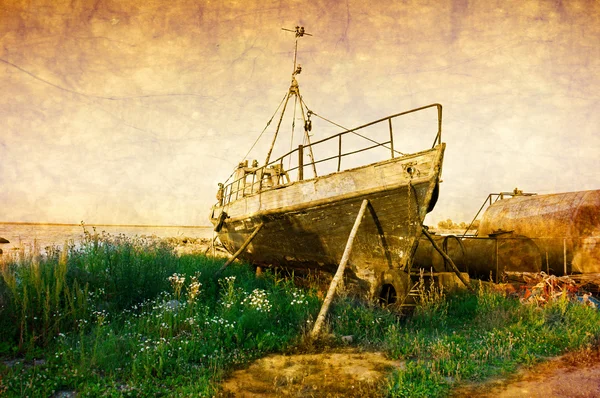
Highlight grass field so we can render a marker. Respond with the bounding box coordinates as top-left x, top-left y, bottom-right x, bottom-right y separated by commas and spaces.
1, 230, 599, 397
